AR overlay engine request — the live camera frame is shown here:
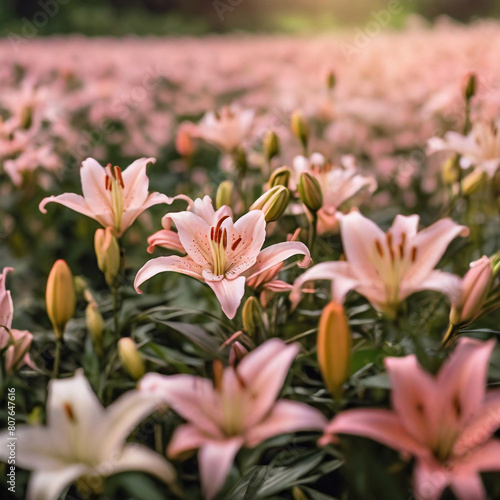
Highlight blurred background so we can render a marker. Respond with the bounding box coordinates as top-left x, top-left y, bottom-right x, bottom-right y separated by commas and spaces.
0, 0, 499, 36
